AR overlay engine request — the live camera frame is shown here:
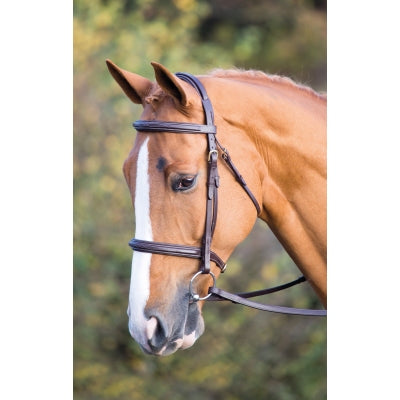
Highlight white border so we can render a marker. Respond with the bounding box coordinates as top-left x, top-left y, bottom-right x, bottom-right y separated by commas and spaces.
328, 2, 400, 398
2, 1, 72, 399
